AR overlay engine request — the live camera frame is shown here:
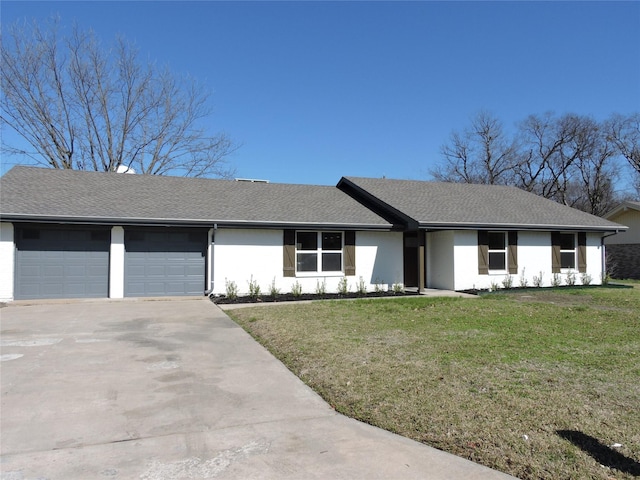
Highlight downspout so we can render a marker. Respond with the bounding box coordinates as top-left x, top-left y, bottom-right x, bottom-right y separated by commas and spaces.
205, 224, 217, 295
